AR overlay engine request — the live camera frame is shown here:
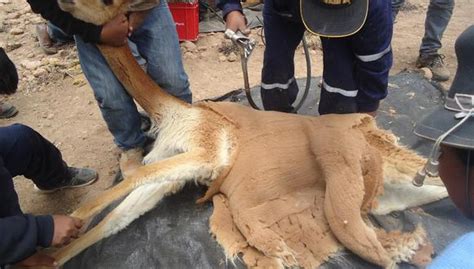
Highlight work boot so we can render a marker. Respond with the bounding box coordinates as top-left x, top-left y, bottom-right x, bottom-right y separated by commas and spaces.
0, 102, 18, 119
35, 167, 98, 193
35, 24, 57, 55
119, 148, 144, 178
416, 54, 450, 82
